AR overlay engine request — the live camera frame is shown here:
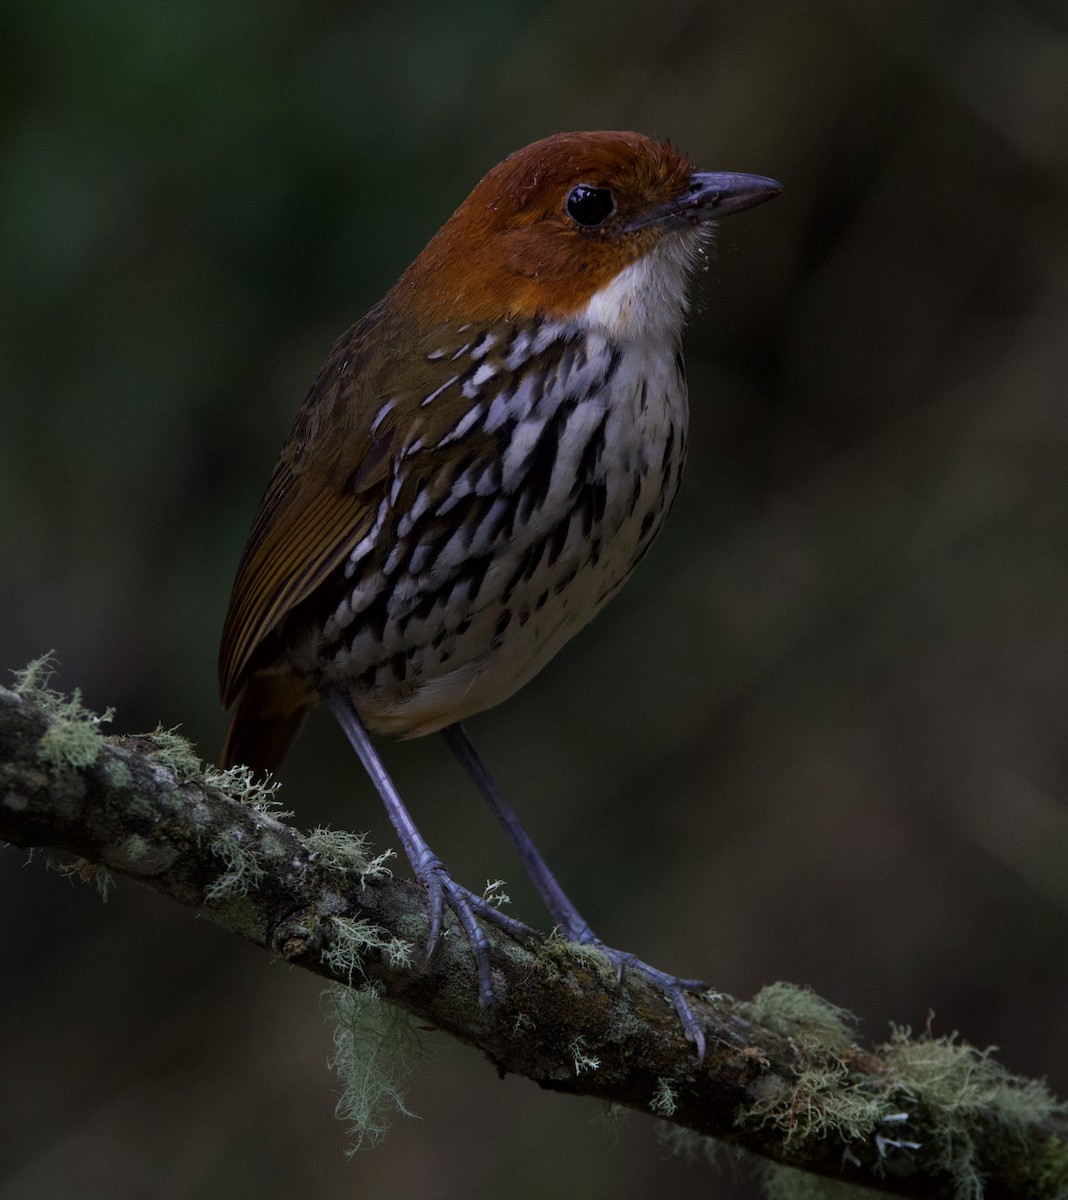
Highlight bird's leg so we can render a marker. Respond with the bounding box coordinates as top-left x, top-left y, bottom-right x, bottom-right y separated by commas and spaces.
442, 722, 709, 1060
327, 692, 533, 1007
441, 723, 597, 943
